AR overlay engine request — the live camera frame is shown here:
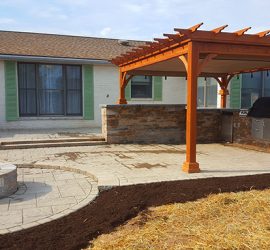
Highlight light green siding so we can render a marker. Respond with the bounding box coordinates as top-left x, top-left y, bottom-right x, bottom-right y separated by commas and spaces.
230, 75, 242, 109
153, 76, 163, 101
83, 65, 94, 120
4, 61, 18, 121
125, 81, 131, 101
